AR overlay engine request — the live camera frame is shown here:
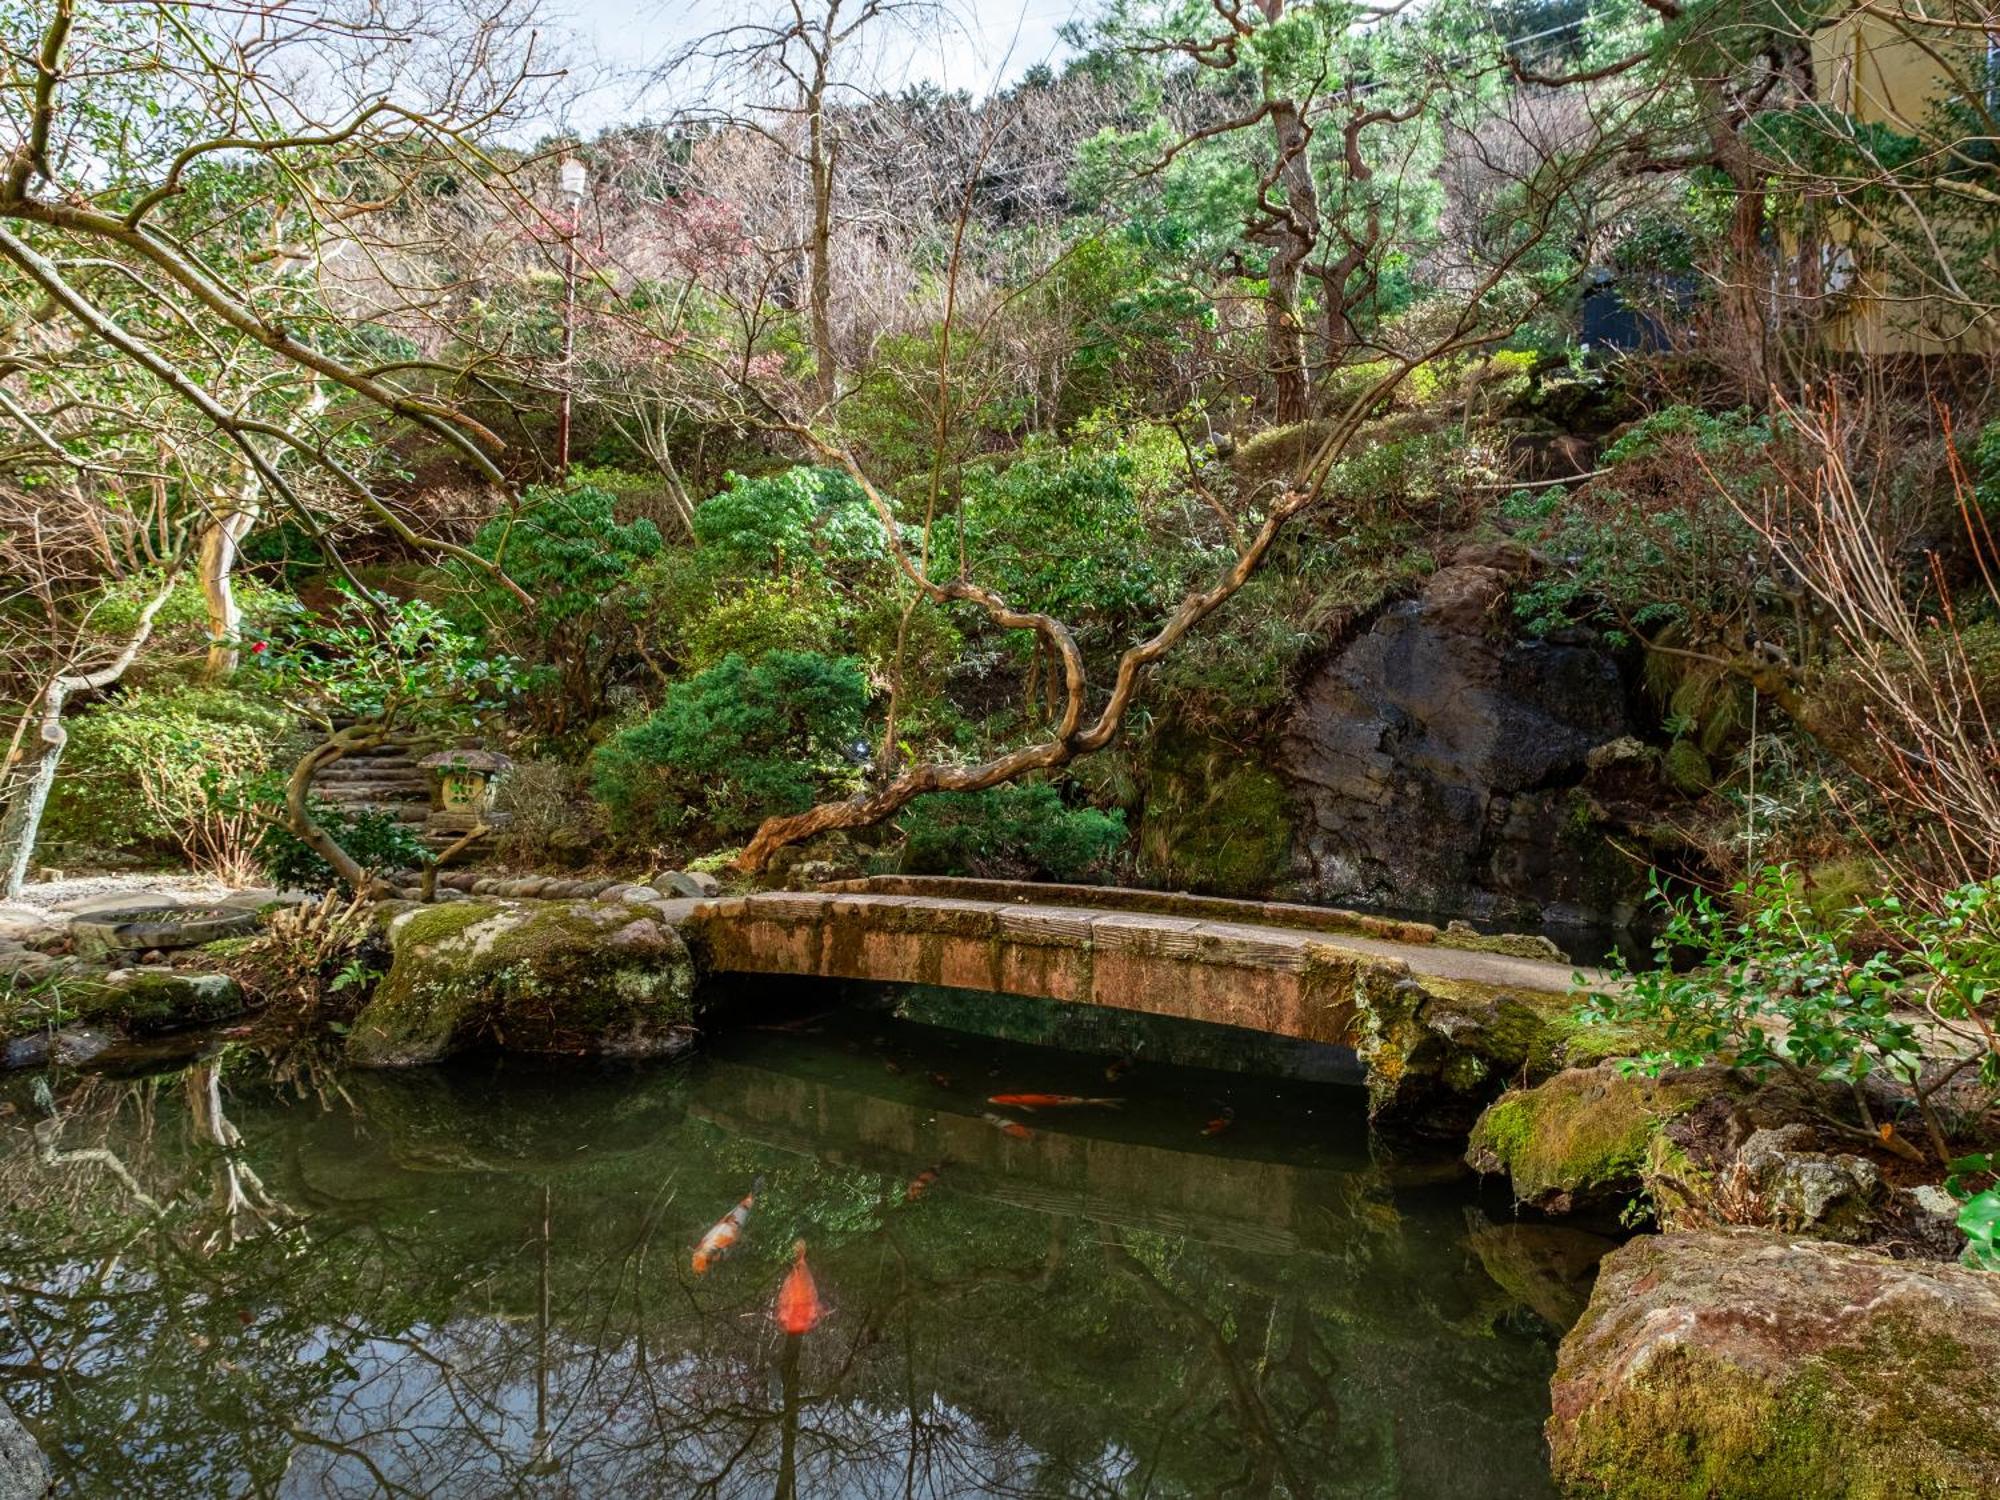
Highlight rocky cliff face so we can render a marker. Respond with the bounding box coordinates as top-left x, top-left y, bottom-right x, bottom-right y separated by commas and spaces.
1279, 543, 1653, 927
